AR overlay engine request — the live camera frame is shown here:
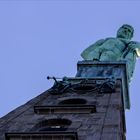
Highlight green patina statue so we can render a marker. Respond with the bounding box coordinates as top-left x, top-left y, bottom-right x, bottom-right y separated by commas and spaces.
81, 24, 140, 81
